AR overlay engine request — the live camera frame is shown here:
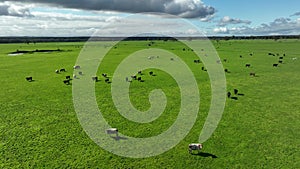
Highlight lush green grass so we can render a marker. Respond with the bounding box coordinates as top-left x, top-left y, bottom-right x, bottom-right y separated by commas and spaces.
0, 39, 299, 168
